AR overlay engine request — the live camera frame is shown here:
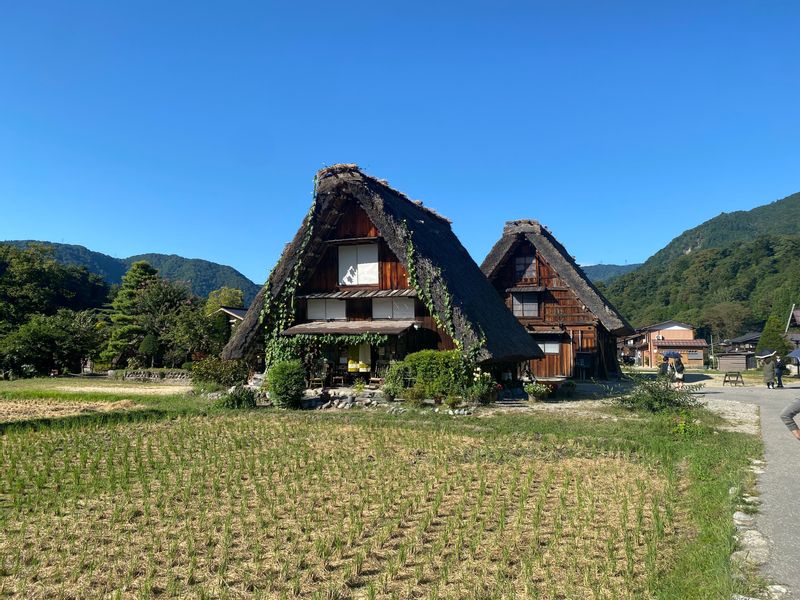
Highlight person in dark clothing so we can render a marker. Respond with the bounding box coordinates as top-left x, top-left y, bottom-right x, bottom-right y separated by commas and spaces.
673, 357, 685, 389
764, 358, 776, 389
775, 357, 785, 388
658, 356, 670, 378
